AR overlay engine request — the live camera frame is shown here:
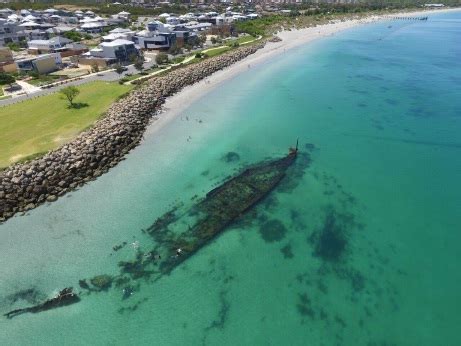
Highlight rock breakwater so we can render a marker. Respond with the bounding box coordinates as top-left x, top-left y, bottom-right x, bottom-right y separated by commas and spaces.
0, 43, 265, 223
